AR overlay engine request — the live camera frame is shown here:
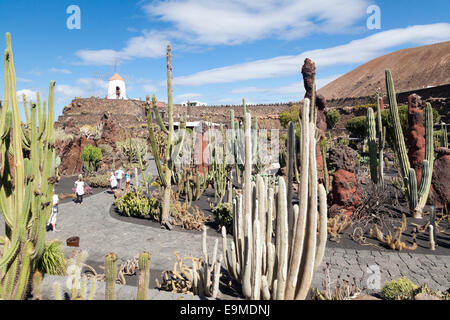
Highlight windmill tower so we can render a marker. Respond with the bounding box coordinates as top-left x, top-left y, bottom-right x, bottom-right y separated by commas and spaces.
107, 61, 127, 99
